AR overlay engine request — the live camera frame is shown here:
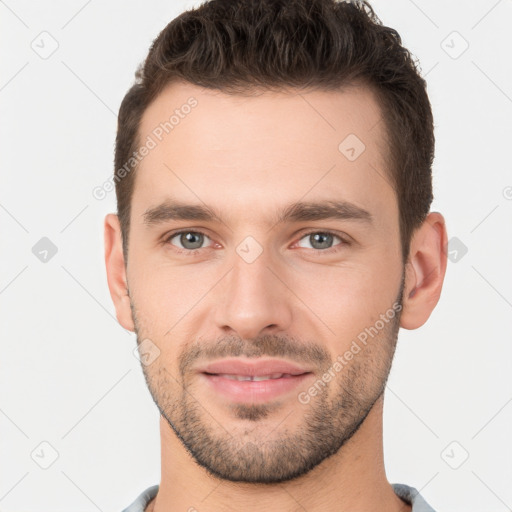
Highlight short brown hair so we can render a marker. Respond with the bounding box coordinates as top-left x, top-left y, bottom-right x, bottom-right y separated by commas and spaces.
114, 0, 434, 264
